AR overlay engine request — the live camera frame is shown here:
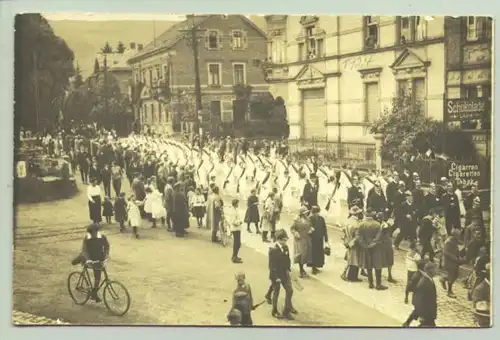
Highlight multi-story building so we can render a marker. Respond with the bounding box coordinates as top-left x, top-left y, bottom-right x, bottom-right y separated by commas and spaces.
127, 14, 269, 134
264, 15, 447, 144
443, 16, 492, 158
